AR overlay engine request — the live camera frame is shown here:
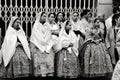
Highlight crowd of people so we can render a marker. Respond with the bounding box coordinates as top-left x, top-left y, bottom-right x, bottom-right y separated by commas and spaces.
0, 7, 120, 80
